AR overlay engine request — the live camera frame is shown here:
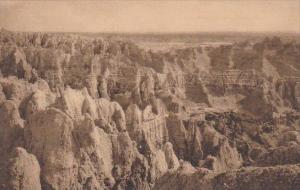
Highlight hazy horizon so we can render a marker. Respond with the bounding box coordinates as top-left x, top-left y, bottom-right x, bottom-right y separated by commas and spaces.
2, 29, 300, 35
0, 1, 299, 33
